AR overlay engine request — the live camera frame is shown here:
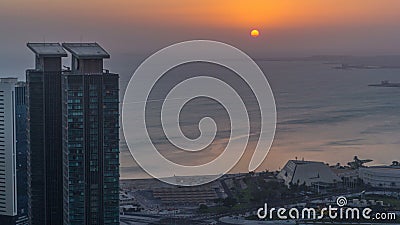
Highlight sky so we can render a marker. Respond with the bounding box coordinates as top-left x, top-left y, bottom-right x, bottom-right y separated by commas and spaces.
1, 0, 400, 76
